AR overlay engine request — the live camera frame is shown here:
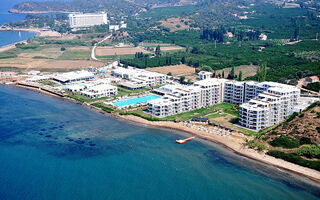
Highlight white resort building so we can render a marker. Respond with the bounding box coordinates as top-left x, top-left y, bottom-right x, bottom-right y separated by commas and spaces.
240, 83, 300, 130
53, 71, 94, 84
111, 67, 166, 88
68, 12, 108, 29
148, 76, 301, 131
148, 85, 202, 117
81, 84, 118, 99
